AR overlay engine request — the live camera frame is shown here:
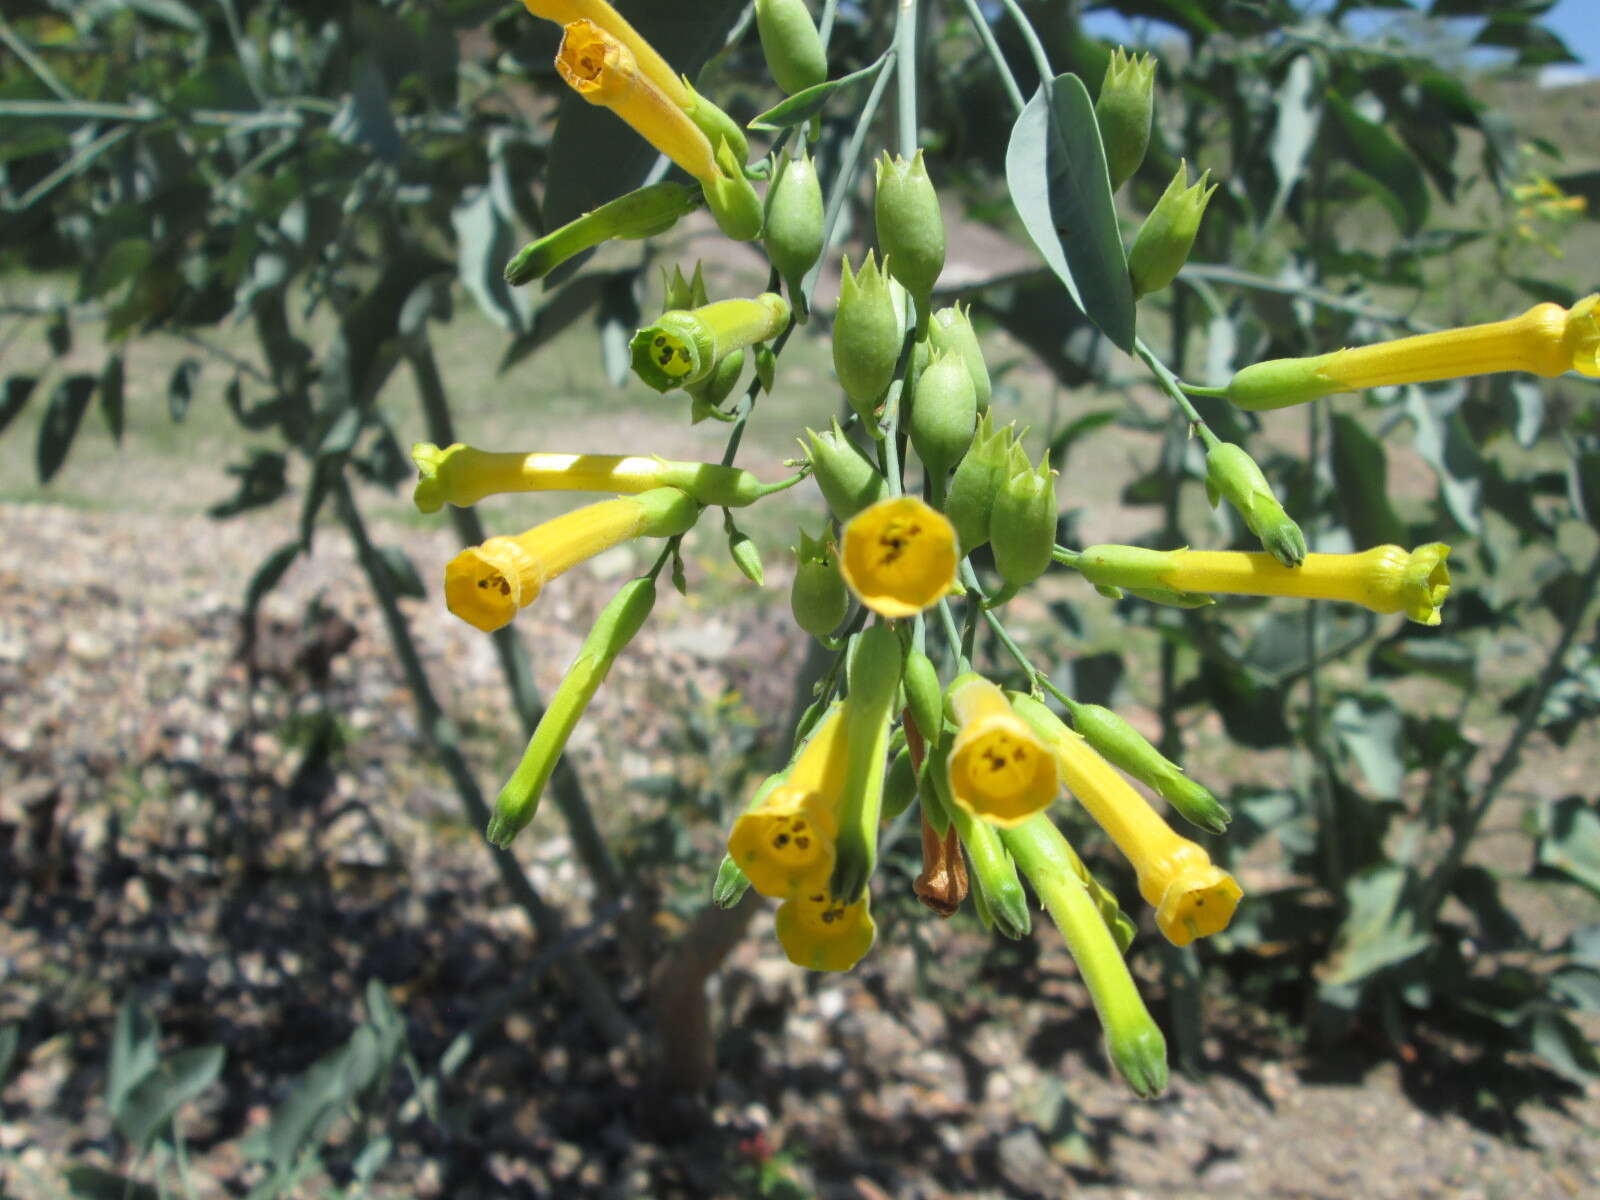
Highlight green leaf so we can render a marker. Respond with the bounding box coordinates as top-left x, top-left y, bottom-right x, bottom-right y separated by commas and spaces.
106, 1000, 160, 1122
116, 1044, 225, 1150
86, 238, 154, 300
1329, 413, 1406, 547
0, 374, 38, 437
748, 53, 891, 132
243, 542, 300, 626
1406, 384, 1482, 535
375, 545, 425, 600
1526, 1011, 1600, 1083
99, 354, 125, 444
1326, 93, 1430, 236
453, 187, 529, 333
63, 1165, 160, 1200
1321, 864, 1430, 988
1536, 796, 1600, 897
168, 358, 200, 423
0, 1025, 18, 1085
210, 451, 289, 519
1005, 75, 1136, 352
1331, 693, 1404, 800
35, 373, 96, 484
1266, 54, 1321, 223
123, 0, 205, 33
